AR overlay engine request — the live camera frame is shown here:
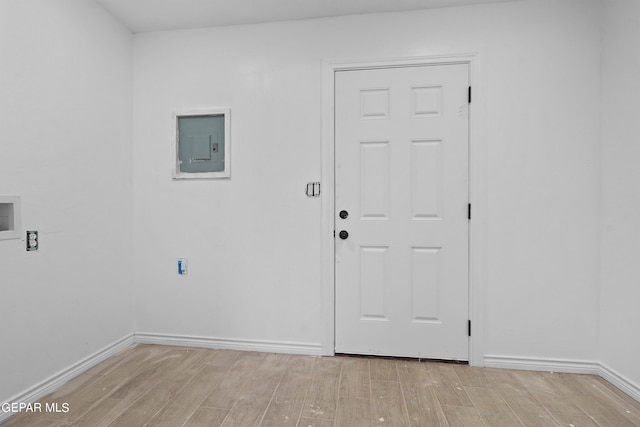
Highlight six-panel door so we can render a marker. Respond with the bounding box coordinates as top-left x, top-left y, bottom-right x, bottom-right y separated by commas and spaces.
335, 64, 470, 360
